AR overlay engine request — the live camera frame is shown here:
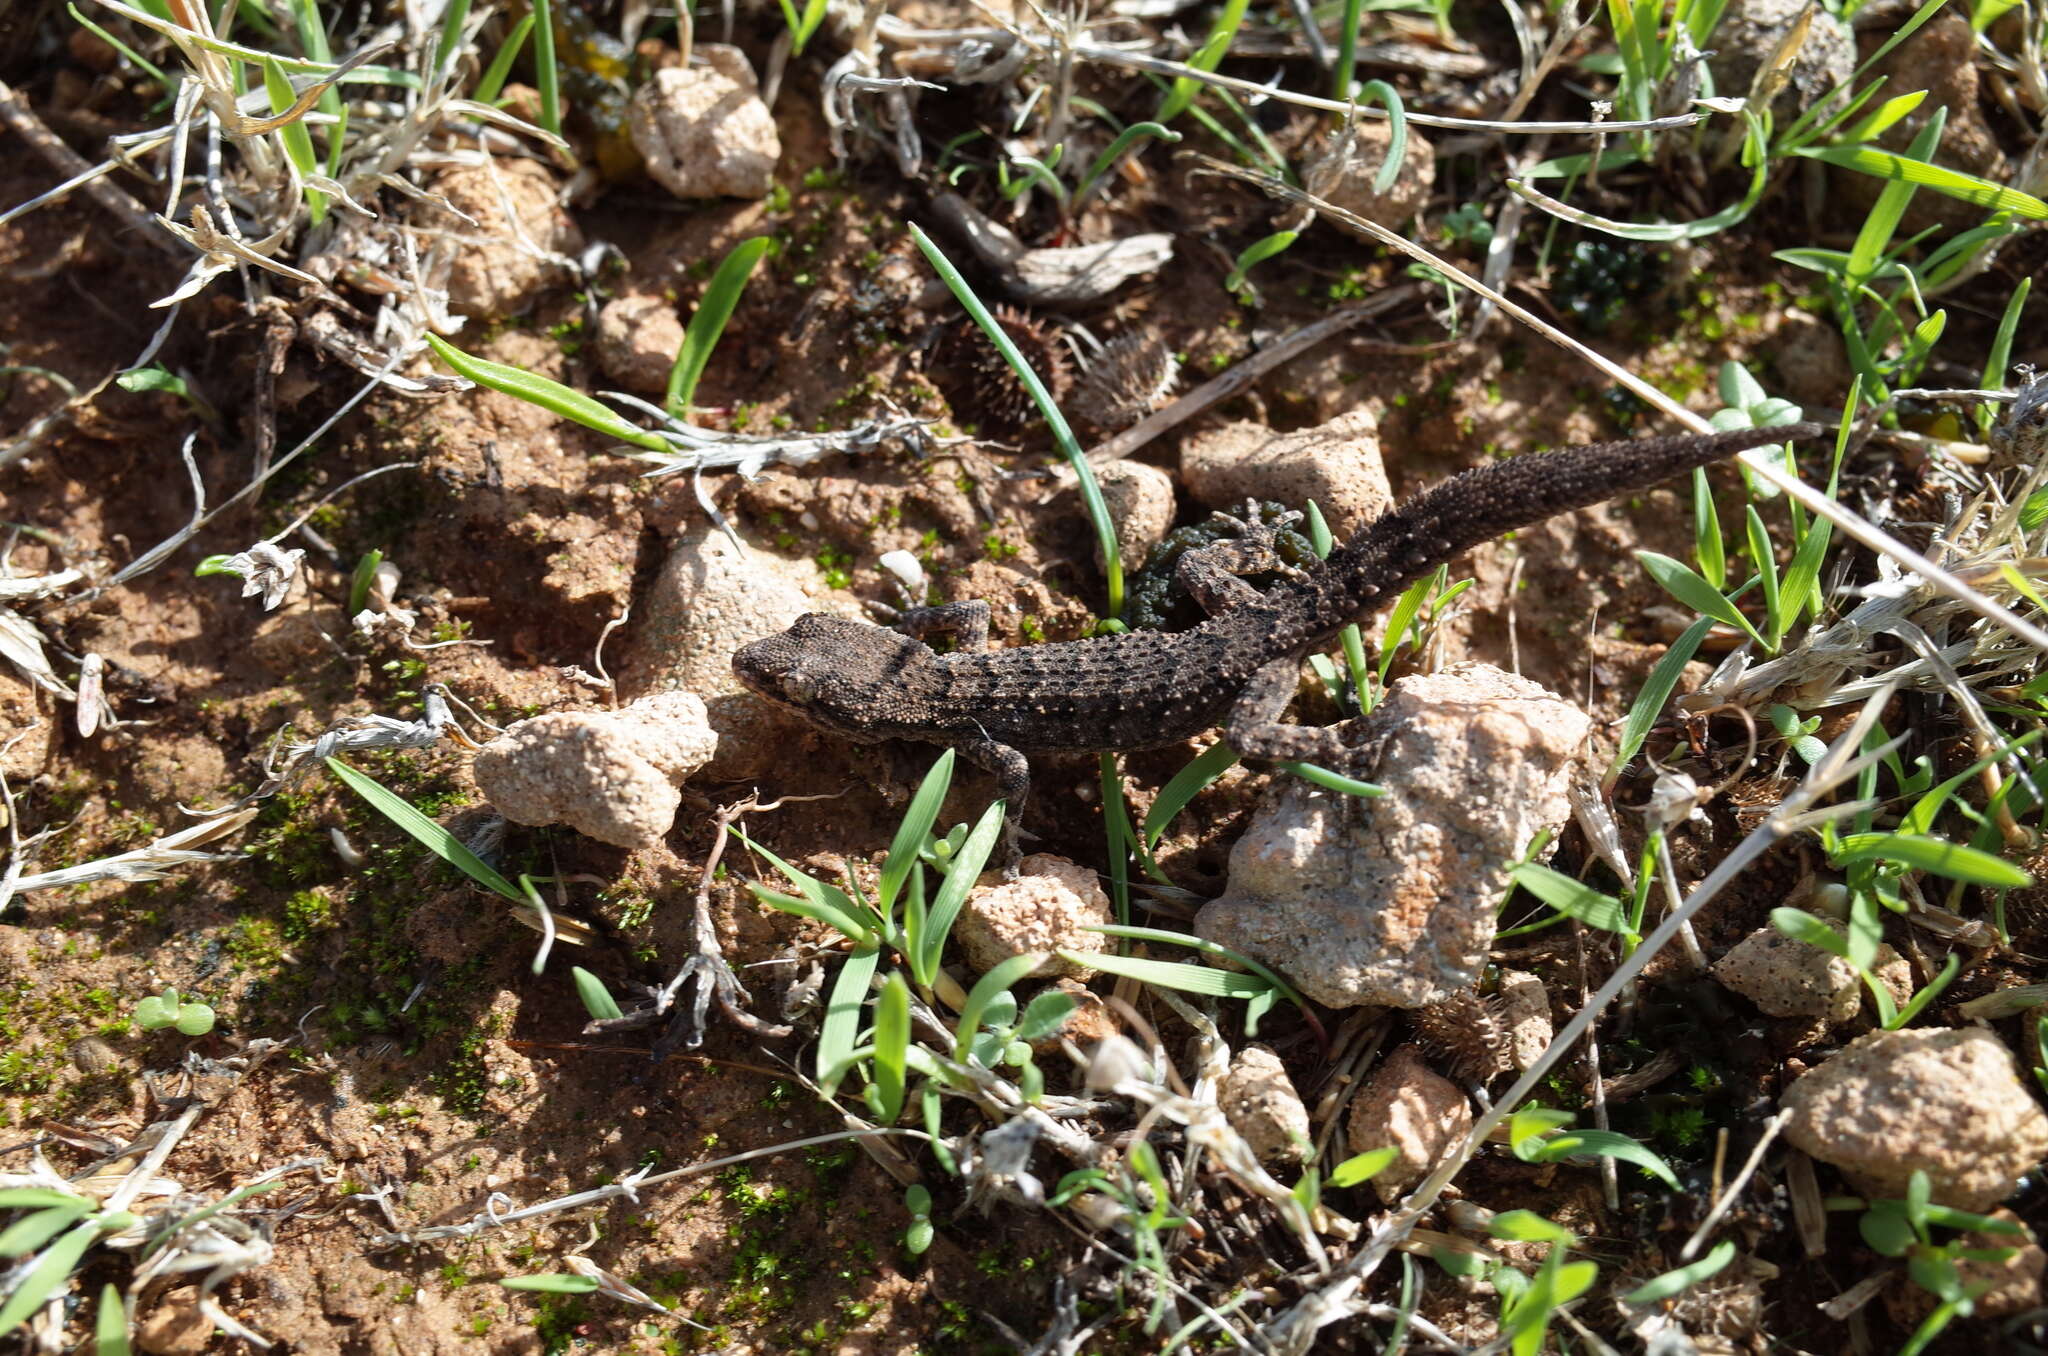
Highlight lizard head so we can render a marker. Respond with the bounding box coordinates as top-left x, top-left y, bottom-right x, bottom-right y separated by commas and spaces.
732, 614, 933, 741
